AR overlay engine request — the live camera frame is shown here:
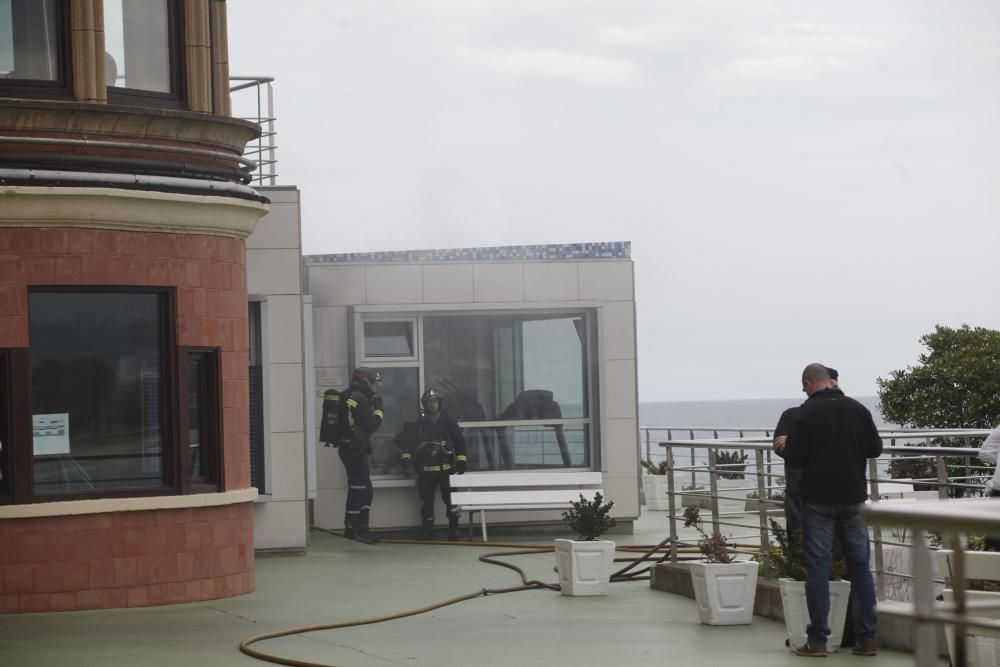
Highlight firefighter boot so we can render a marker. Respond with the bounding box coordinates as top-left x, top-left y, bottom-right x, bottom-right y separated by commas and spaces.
448, 514, 460, 541
417, 519, 436, 541
357, 511, 380, 545
344, 516, 378, 545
